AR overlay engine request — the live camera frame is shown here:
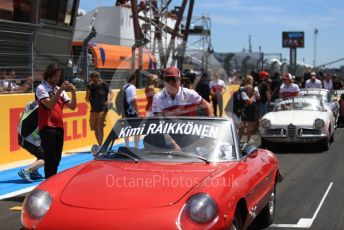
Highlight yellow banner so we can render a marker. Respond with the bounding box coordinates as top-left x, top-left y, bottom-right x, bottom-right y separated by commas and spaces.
0, 85, 238, 165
